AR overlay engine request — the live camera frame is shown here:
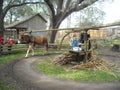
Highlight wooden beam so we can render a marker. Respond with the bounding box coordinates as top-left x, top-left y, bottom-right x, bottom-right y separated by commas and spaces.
26, 21, 120, 33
